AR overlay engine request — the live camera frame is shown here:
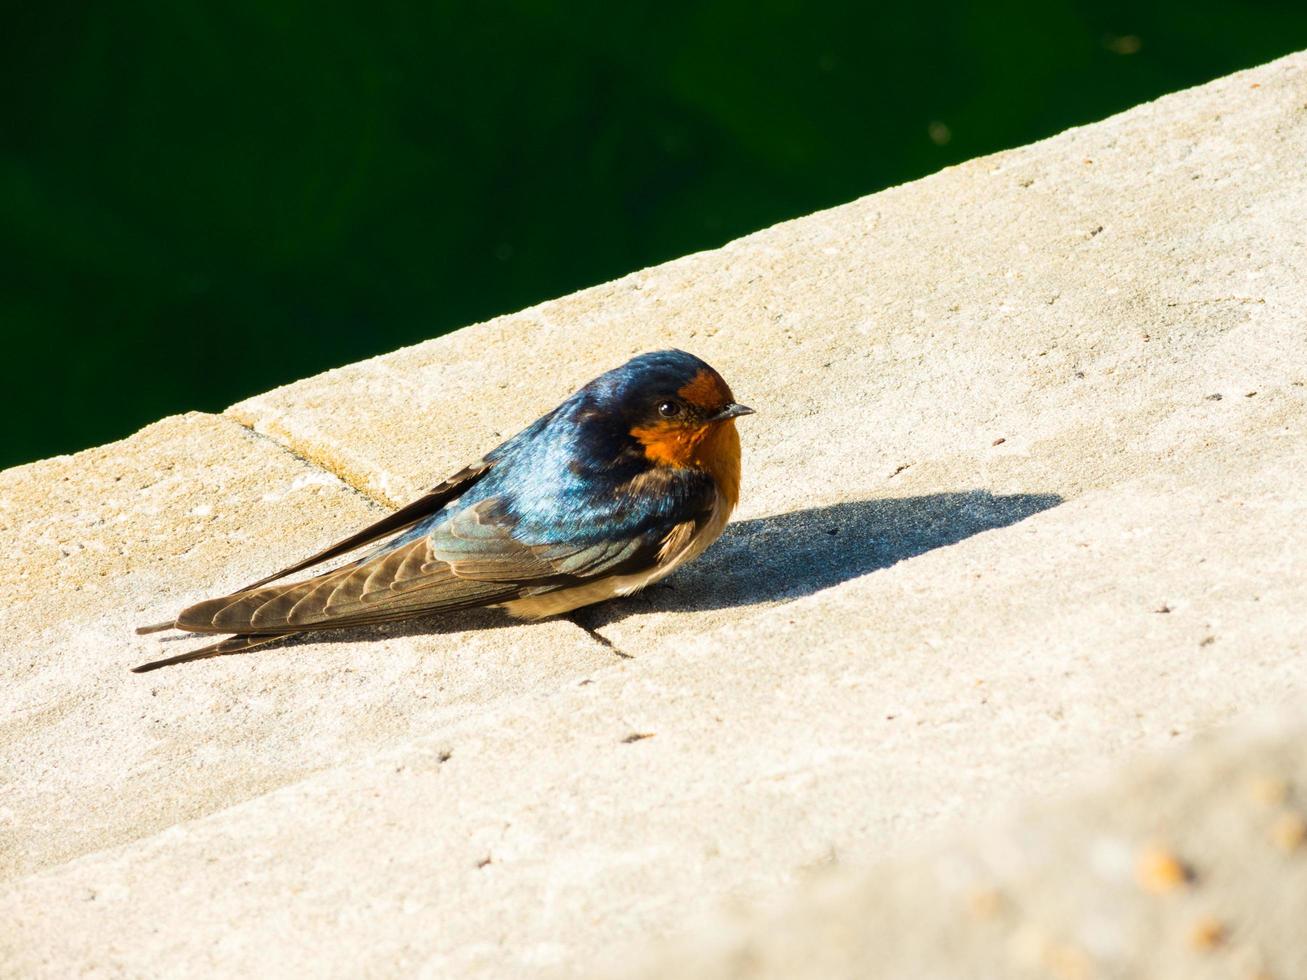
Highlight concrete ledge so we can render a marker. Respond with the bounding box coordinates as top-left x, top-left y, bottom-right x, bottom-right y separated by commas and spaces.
3, 51, 1305, 978
617, 717, 1307, 980
0, 414, 610, 881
